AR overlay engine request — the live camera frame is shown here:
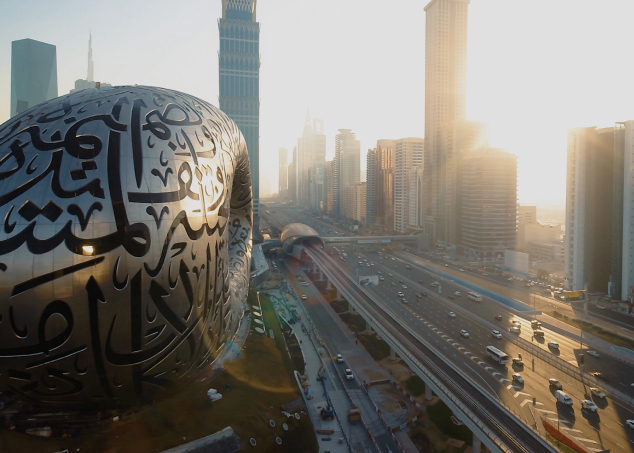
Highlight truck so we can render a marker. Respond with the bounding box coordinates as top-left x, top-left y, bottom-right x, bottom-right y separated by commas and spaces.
555, 390, 573, 406
320, 405, 335, 420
